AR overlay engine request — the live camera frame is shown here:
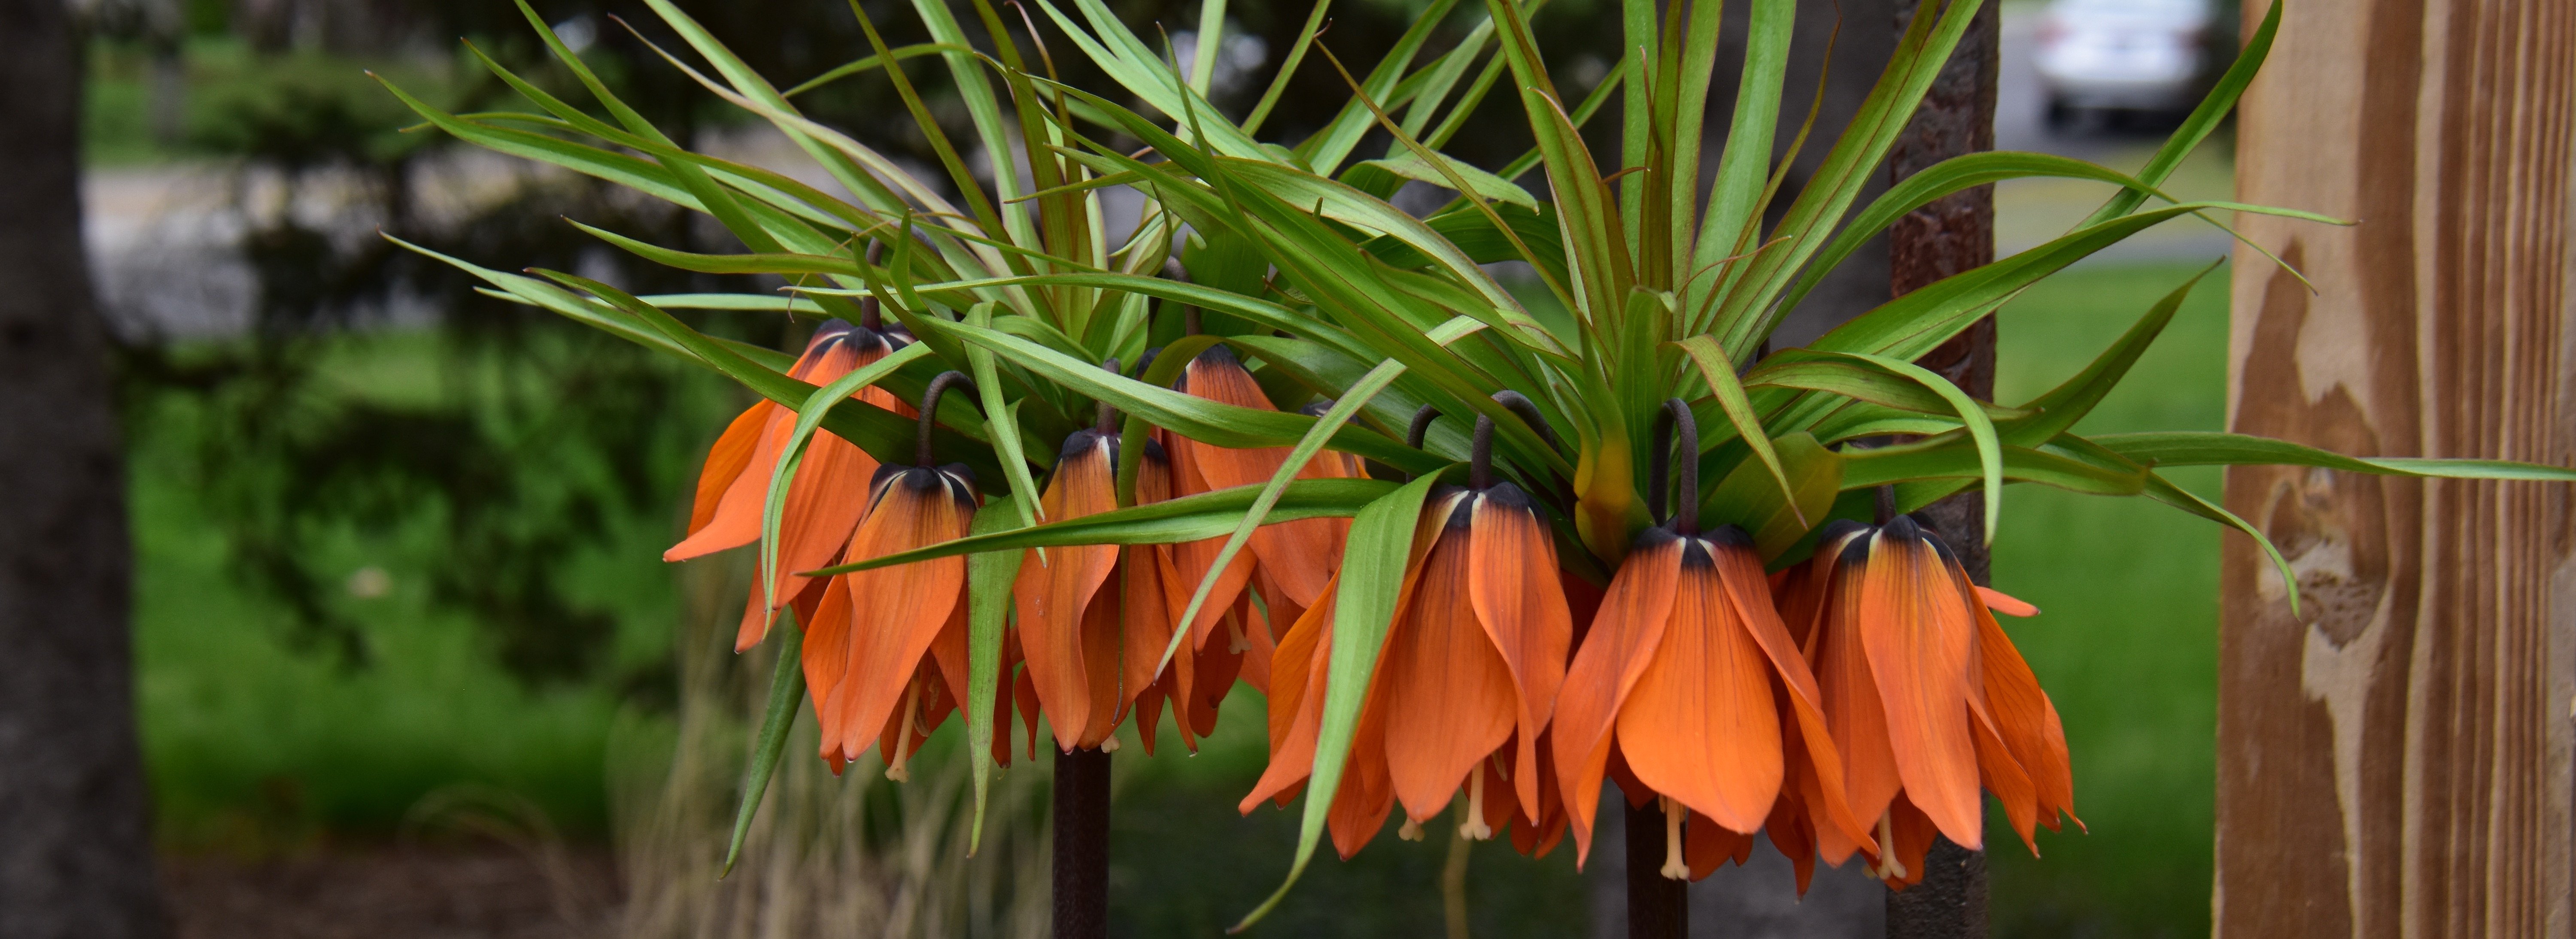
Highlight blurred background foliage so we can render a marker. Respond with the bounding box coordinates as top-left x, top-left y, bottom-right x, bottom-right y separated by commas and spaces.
81, 0, 2227, 934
